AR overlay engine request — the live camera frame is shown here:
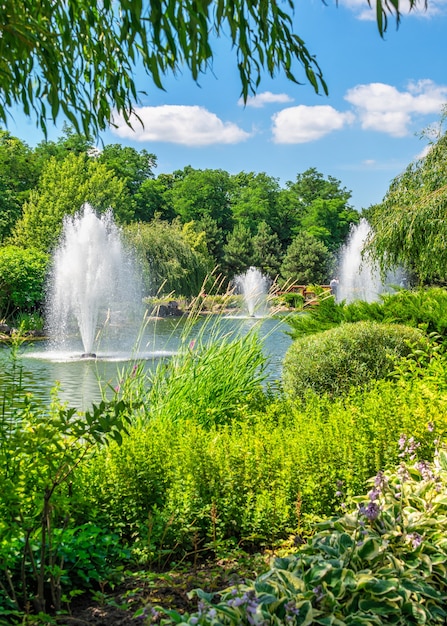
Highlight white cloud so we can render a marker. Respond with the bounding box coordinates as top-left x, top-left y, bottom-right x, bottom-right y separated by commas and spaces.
345, 80, 447, 136
271, 105, 354, 144
239, 91, 294, 108
111, 105, 251, 146
341, 0, 447, 20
